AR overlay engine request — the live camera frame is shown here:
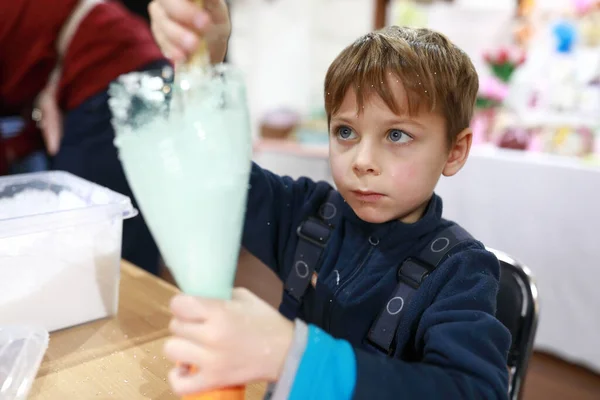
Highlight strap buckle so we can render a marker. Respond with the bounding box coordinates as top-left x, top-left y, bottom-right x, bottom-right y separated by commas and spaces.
296, 217, 331, 248
398, 258, 432, 289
